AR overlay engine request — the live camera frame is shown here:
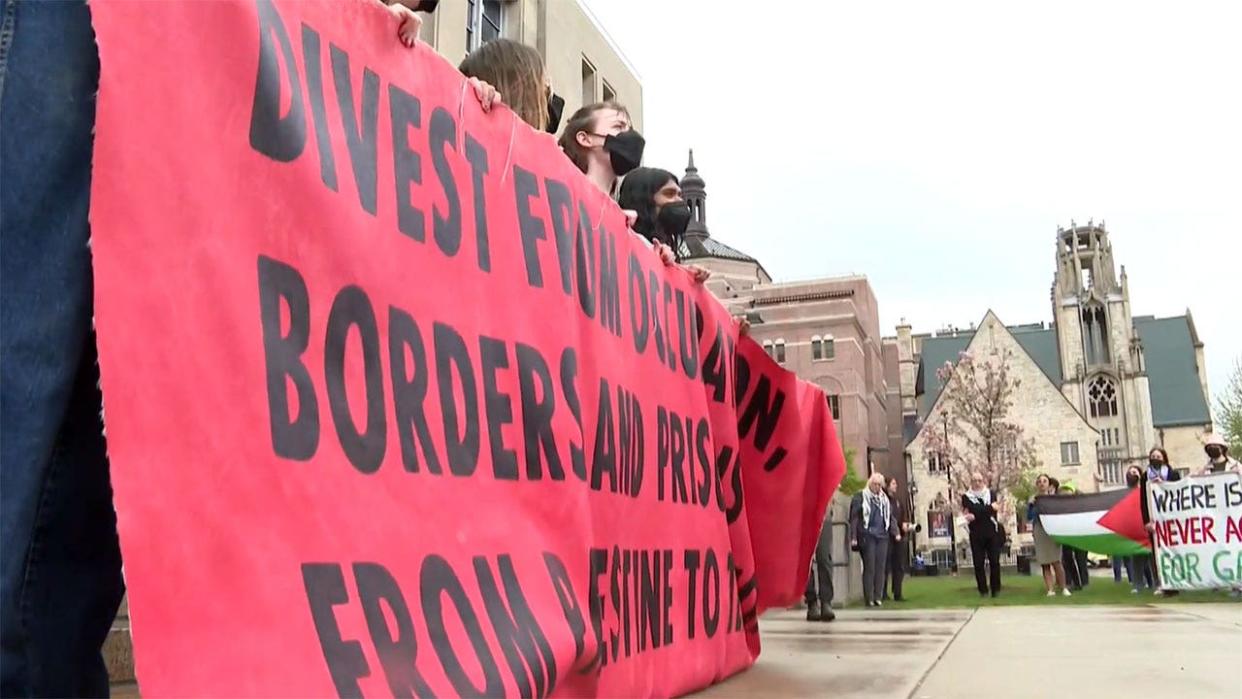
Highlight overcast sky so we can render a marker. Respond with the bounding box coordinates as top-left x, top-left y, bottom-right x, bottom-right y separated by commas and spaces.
581, 0, 1241, 404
